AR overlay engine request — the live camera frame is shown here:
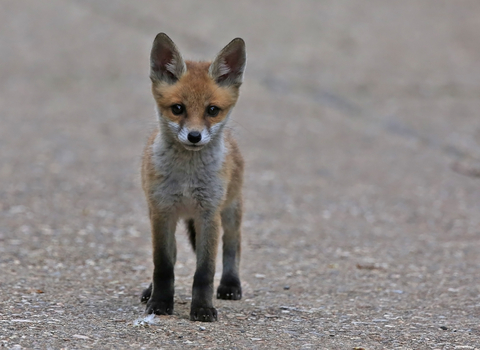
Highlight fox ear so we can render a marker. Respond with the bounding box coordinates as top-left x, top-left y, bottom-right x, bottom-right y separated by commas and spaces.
209, 38, 246, 87
150, 33, 186, 83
